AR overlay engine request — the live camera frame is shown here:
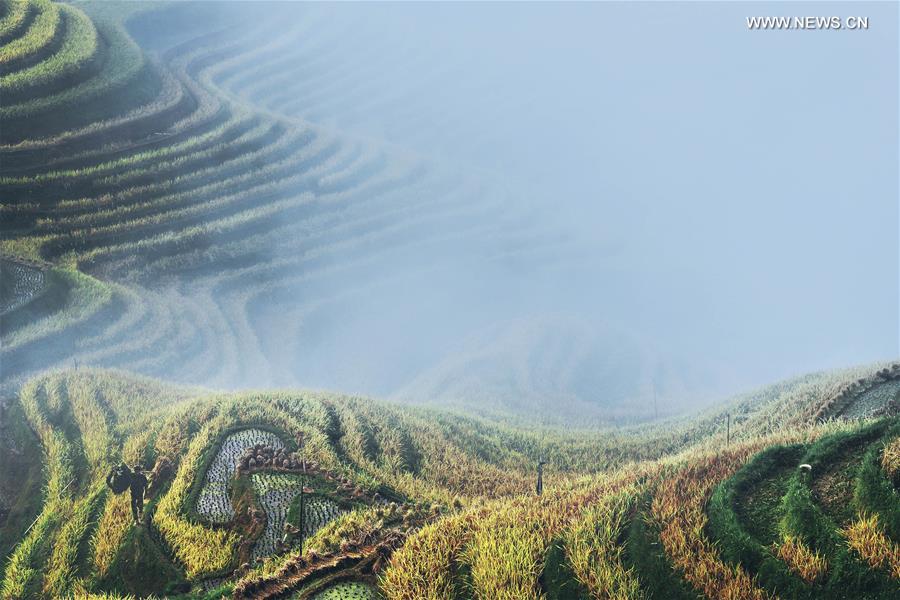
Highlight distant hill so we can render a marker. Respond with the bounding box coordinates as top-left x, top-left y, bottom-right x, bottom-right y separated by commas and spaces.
394, 315, 714, 424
